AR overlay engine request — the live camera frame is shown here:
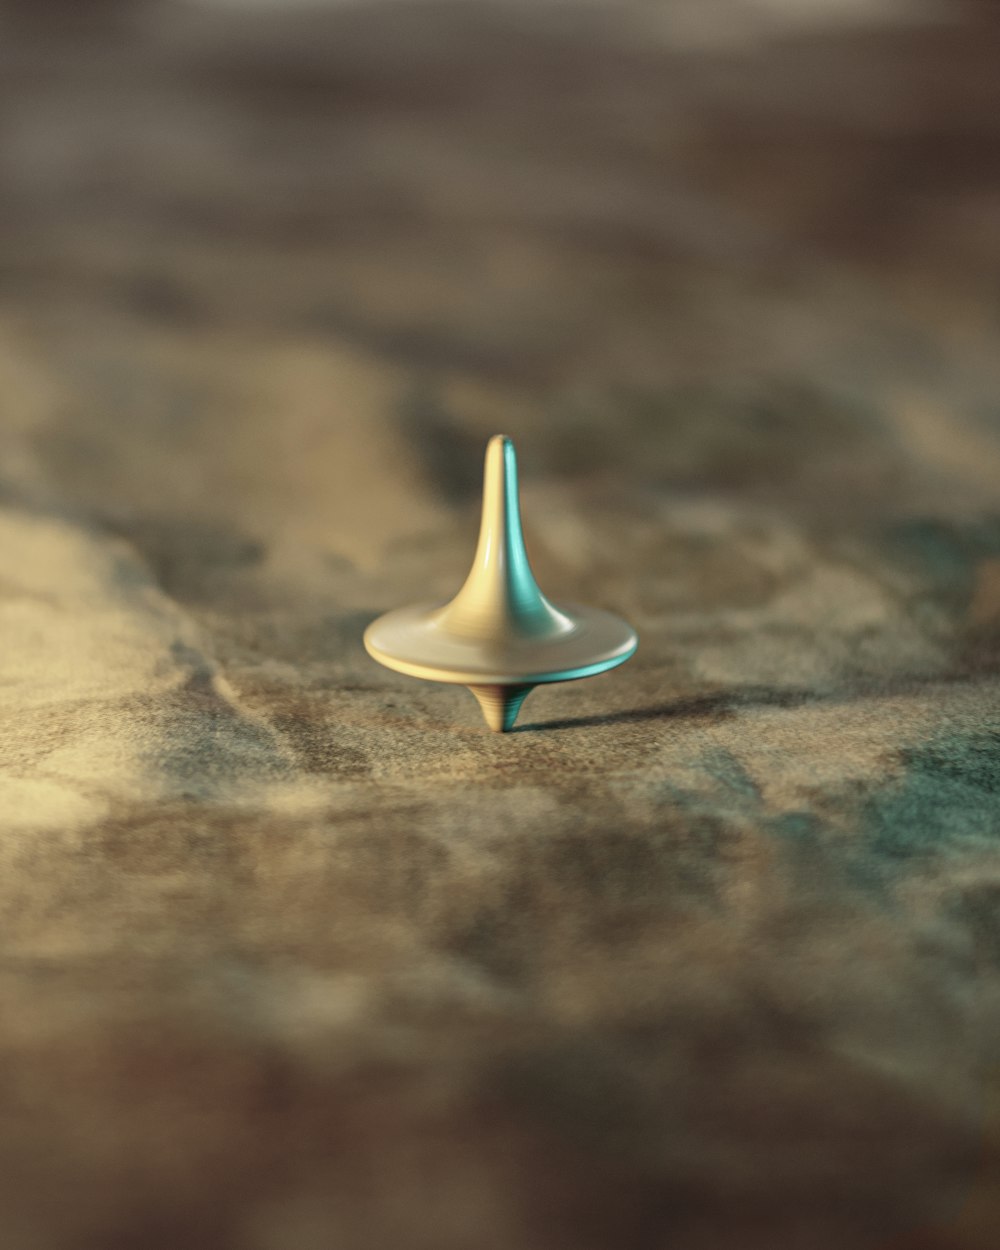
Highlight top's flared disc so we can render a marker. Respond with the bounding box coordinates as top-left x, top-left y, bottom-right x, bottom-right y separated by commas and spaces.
364, 602, 637, 687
